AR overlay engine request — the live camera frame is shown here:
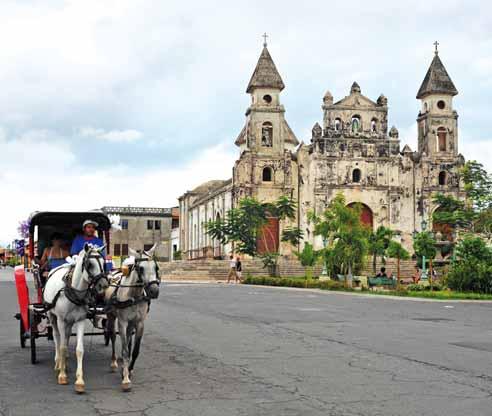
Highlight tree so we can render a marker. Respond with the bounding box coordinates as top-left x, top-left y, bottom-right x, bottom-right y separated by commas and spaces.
309, 194, 369, 285
367, 226, 394, 276
205, 196, 300, 276
295, 242, 319, 285
433, 161, 492, 235
17, 219, 30, 239
413, 231, 437, 287
447, 235, 492, 293
386, 241, 410, 289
